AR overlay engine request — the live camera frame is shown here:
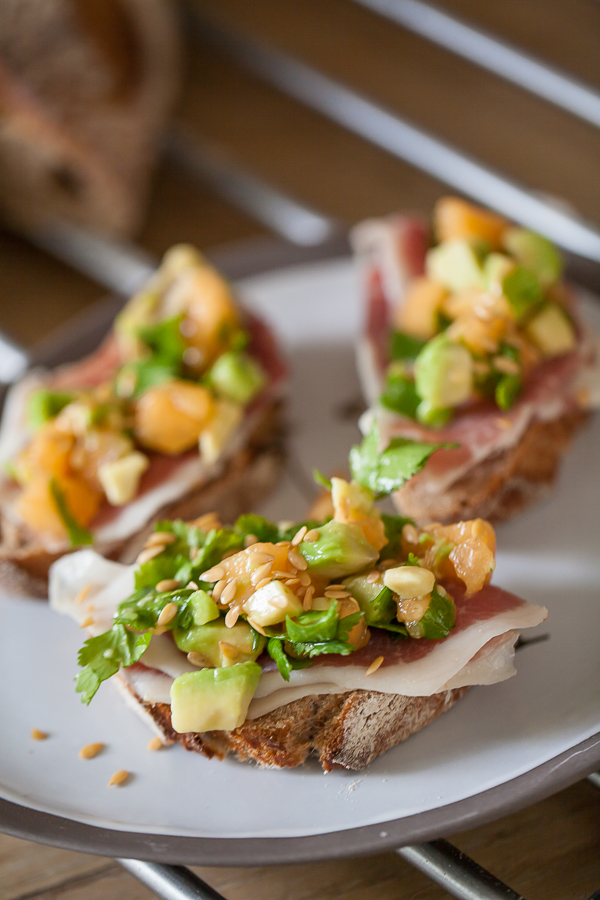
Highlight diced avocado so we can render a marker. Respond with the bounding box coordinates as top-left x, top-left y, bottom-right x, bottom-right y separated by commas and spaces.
207, 351, 266, 405
483, 253, 514, 291
414, 333, 473, 411
525, 303, 576, 357
173, 619, 265, 667
189, 590, 220, 626
425, 240, 486, 293
343, 573, 395, 627
501, 266, 543, 321
503, 228, 562, 288
27, 390, 74, 431
170, 661, 262, 732
242, 581, 304, 627
415, 400, 452, 428
98, 452, 149, 506
298, 520, 378, 579
390, 330, 427, 361
114, 290, 159, 358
